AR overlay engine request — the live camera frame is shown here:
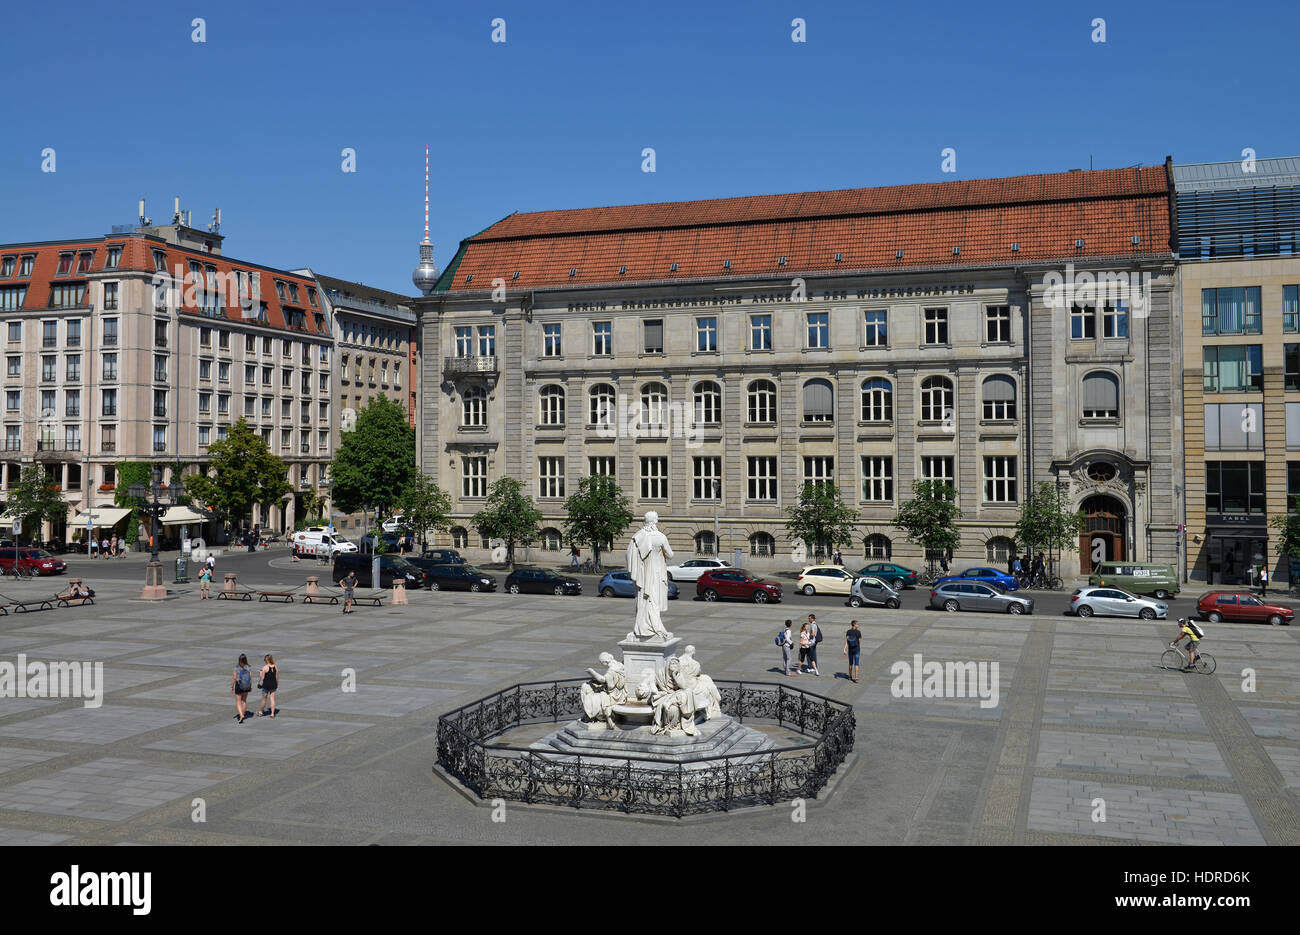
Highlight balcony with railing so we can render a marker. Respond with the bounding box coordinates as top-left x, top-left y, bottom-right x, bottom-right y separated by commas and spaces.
443, 355, 498, 376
